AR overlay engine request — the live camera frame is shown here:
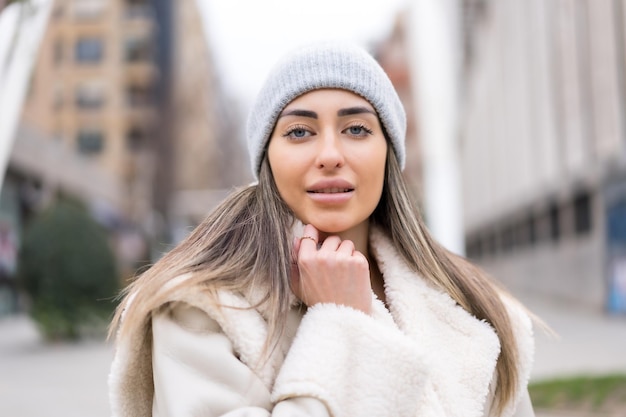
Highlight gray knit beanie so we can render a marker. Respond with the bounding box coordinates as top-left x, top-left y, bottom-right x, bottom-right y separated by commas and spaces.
246, 42, 406, 178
